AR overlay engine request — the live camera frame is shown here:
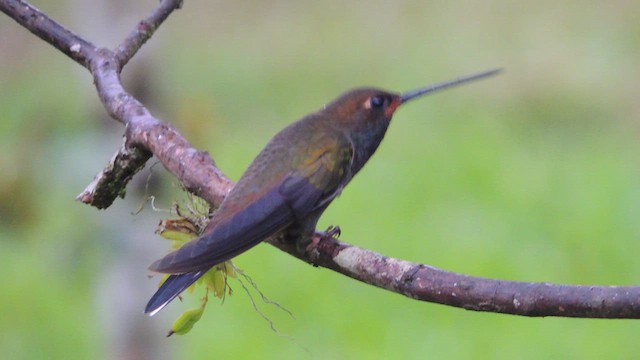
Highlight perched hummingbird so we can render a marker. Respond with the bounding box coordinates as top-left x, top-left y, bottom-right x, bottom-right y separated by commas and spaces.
145, 68, 501, 315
